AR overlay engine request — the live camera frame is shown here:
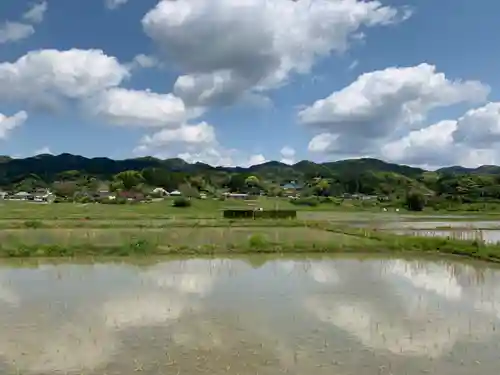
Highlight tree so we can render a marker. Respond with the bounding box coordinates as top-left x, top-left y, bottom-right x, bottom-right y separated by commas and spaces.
406, 191, 425, 211
57, 170, 81, 181
266, 184, 283, 197
52, 181, 79, 198
141, 167, 184, 191
189, 176, 205, 191
226, 174, 247, 192
113, 171, 144, 191
314, 179, 330, 196
15, 175, 46, 192
245, 175, 261, 194
109, 180, 124, 192
245, 175, 260, 187
179, 183, 199, 198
